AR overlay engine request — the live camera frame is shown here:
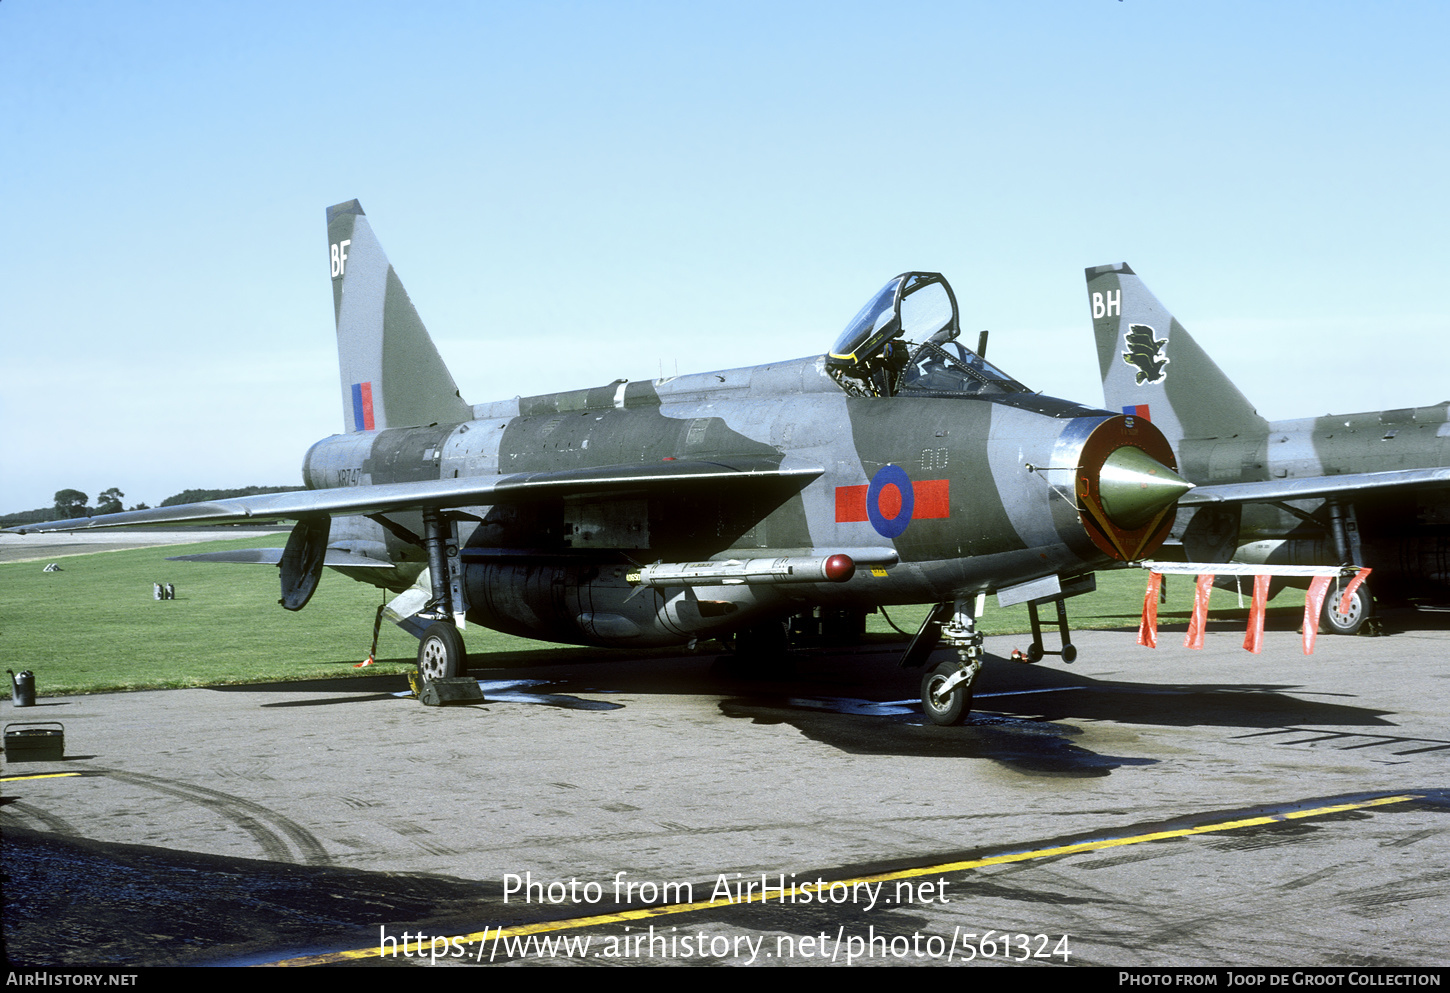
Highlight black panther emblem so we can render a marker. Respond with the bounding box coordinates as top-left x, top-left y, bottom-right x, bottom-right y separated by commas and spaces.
1122, 323, 1169, 385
